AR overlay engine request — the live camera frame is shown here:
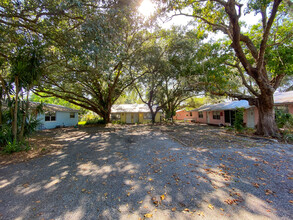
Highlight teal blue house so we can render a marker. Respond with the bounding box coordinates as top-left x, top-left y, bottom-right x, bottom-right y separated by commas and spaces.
31, 103, 79, 130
